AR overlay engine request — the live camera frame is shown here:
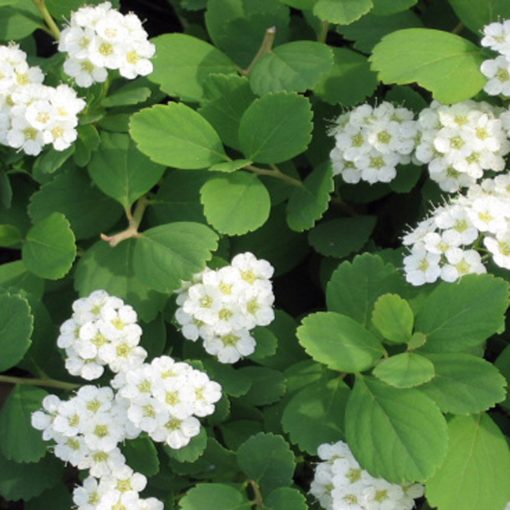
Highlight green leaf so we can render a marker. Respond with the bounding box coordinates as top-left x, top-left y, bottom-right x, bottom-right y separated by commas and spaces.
133, 222, 218, 293
238, 93, 313, 164
149, 34, 237, 102
33, 146, 74, 176
427, 414, 510, 510
239, 367, 286, 406
327, 253, 410, 327
308, 215, 376, 258
372, 0, 417, 14
250, 327, 278, 362
237, 432, 295, 494
448, 0, 510, 34
200, 172, 270, 235
420, 353, 507, 414
496, 345, 510, 411
297, 311, 384, 372
88, 132, 166, 209
0, 224, 21, 247
370, 28, 486, 103
123, 436, 160, 476
25, 483, 72, 510
345, 376, 448, 483
179, 483, 250, 510
0, 0, 41, 41
166, 428, 208, 463
75, 240, 165, 322
313, 0, 373, 24
265, 488, 307, 510
0, 452, 63, 501
46, 0, 118, 19
130, 103, 227, 169
205, 0, 290, 68
0, 261, 44, 299
314, 47, 378, 106
201, 358, 251, 397
373, 353, 435, 388
149, 170, 208, 225
282, 377, 350, 454
286, 164, 334, 232
415, 274, 509, 352
0, 386, 47, 463
22, 212, 76, 280
371, 293, 414, 344
250, 41, 333, 95
101, 82, 152, 108
338, 11, 422, 52
28, 167, 123, 240
210, 160, 252, 173
199, 75, 256, 151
